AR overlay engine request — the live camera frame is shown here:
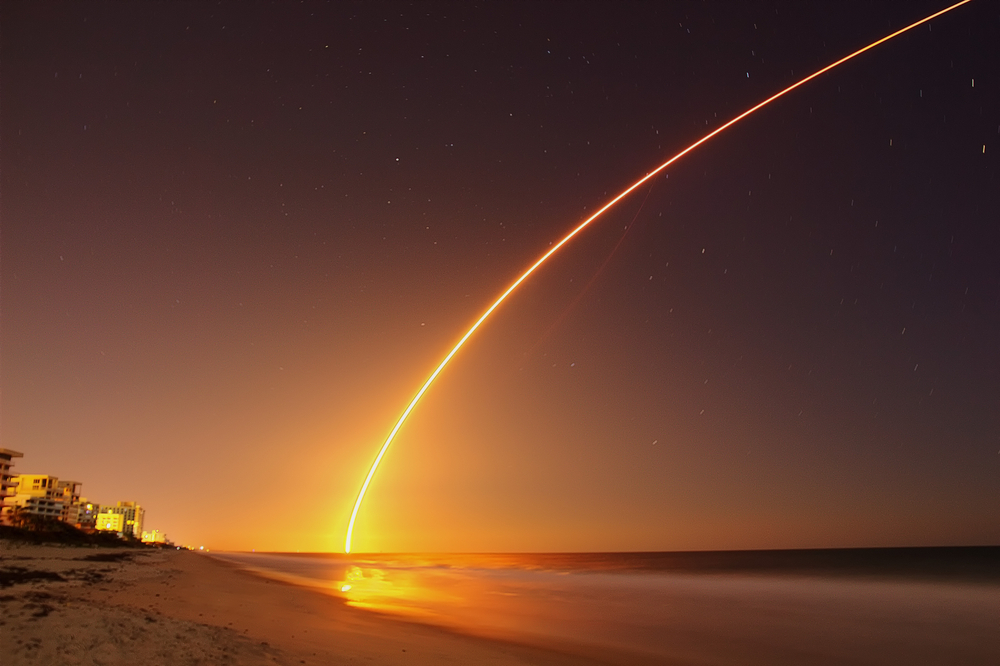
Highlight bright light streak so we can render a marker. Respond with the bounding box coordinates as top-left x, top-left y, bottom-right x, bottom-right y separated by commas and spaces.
344, 0, 975, 554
